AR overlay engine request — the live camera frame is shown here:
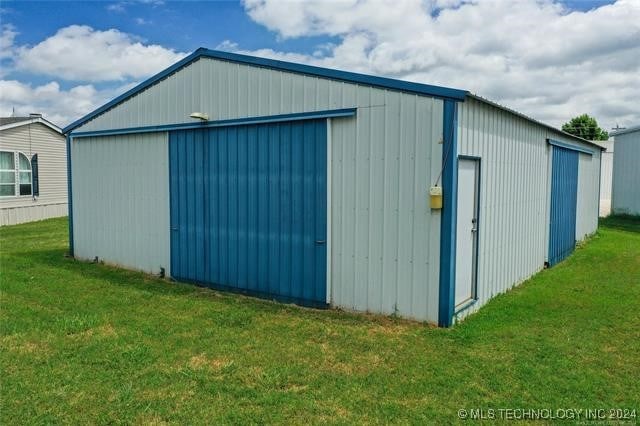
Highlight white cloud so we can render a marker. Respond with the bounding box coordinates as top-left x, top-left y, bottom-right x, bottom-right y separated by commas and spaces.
1, 24, 187, 125
0, 79, 134, 127
4, 1, 638, 131
106, 0, 164, 13
14, 25, 187, 82
0, 24, 17, 60
135, 17, 152, 25
239, 0, 640, 129
106, 3, 126, 13
0, 80, 134, 127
